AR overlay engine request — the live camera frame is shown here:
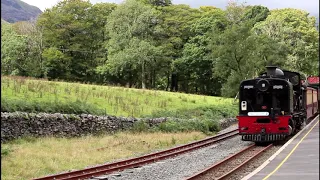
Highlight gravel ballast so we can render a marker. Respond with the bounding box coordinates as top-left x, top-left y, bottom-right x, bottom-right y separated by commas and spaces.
92, 131, 253, 180
225, 145, 281, 180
